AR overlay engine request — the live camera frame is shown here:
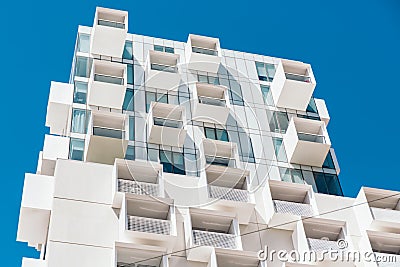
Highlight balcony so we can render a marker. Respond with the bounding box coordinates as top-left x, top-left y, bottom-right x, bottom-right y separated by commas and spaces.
148, 102, 187, 147
307, 238, 344, 252
209, 185, 249, 203
91, 7, 128, 57
274, 200, 314, 217
88, 60, 127, 109
17, 174, 54, 250
216, 253, 265, 267
116, 244, 168, 267
368, 231, 400, 267
127, 215, 171, 235
146, 50, 180, 90
284, 117, 331, 167
45, 82, 73, 135
186, 209, 242, 262
186, 34, 221, 73
21, 258, 46, 267
85, 111, 128, 165
37, 135, 70, 176
192, 83, 230, 124
270, 60, 316, 111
